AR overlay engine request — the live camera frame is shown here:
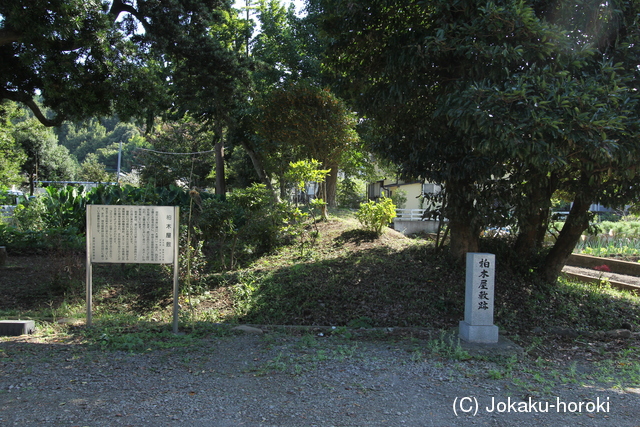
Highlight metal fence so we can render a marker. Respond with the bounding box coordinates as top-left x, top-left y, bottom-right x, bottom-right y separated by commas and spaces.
395, 209, 427, 221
